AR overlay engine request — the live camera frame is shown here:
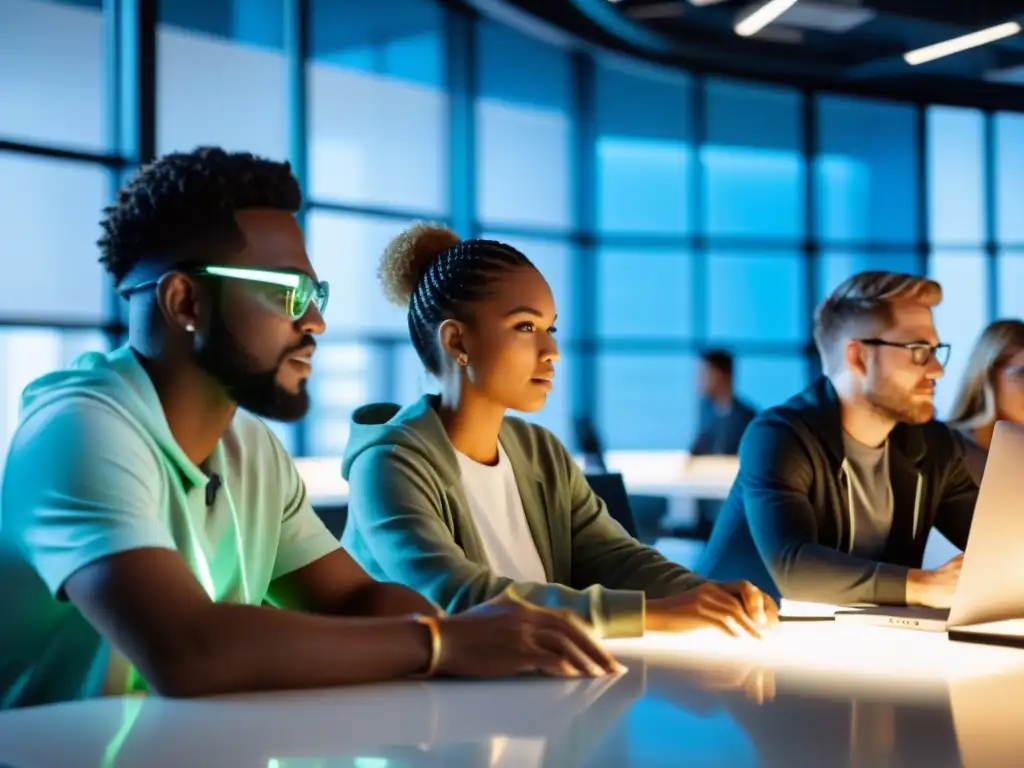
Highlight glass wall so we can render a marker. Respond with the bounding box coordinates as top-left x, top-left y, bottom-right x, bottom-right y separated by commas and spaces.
2, 0, 1022, 468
